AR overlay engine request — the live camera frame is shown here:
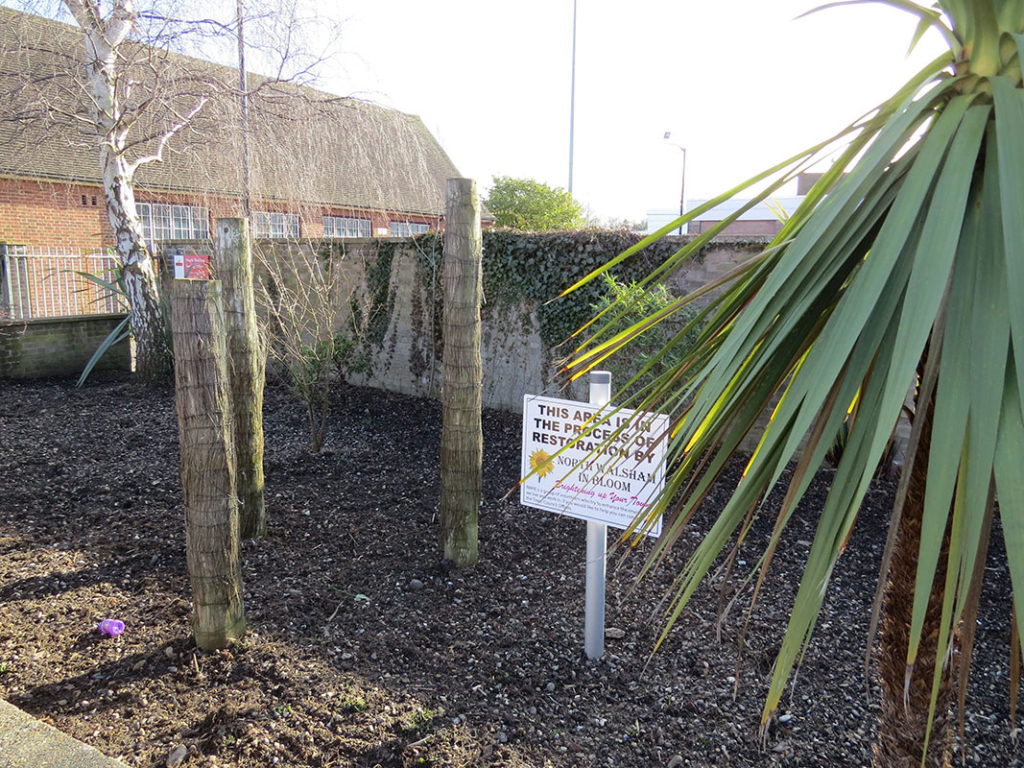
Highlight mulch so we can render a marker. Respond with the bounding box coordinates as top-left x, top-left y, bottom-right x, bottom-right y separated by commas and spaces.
0, 374, 1020, 767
